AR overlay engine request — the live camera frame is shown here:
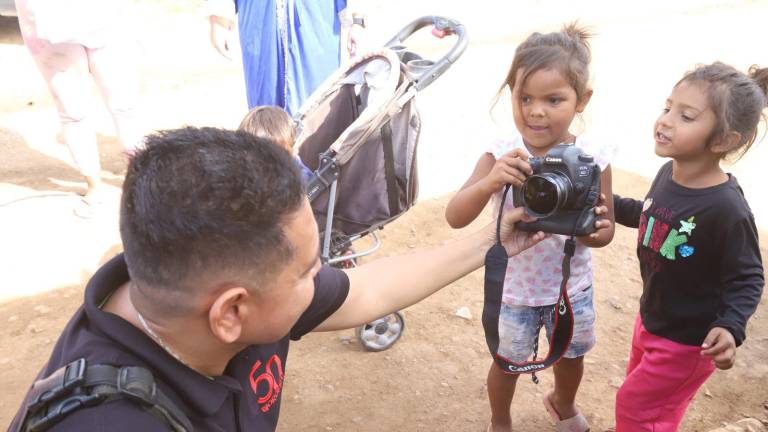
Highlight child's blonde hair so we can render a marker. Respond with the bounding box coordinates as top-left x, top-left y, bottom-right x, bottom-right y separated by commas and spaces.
238, 106, 296, 153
